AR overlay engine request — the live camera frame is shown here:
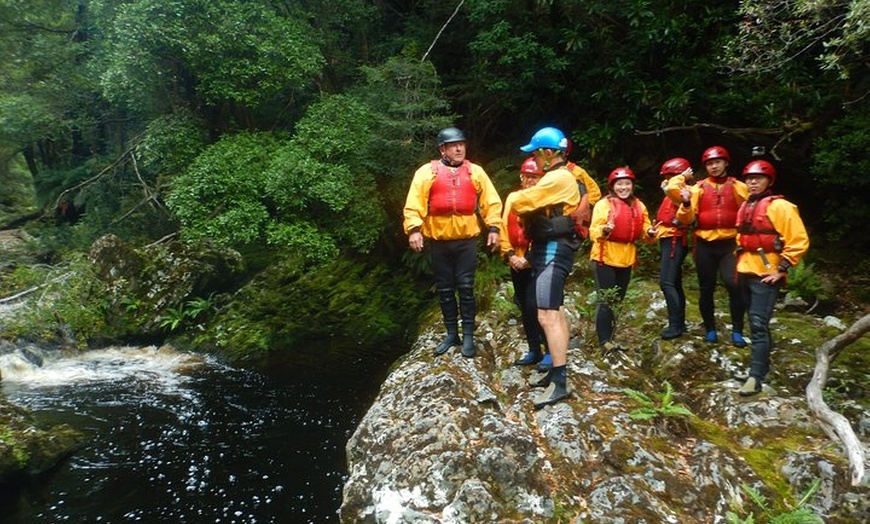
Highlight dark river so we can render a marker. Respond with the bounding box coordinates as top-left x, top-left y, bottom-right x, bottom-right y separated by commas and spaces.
0, 340, 399, 523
